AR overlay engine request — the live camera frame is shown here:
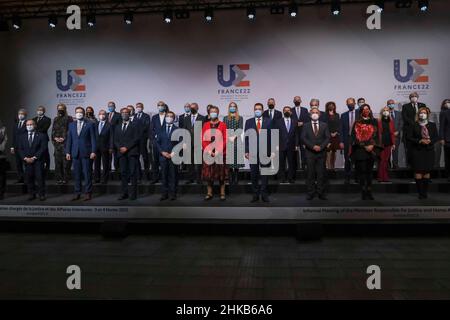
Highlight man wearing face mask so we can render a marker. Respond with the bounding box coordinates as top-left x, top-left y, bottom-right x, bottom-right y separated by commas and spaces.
263, 98, 282, 121
340, 98, 359, 184
357, 98, 366, 109
386, 100, 403, 169
11, 108, 28, 184
439, 99, 450, 182
305, 99, 327, 123
106, 101, 121, 174
135, 102, 151, 182
149, 101, 168, 184
291, 96, 309, 171
33, 106, 51, 174
18, 120, 47, 201
65, 107, 97, 201
274, 106, 298, 183
156, 111, 180, 200
301, 107, 330, 200
178, 103, 191, 129
182, 102, 205, 184
114, 108, 140, 200
52, 103, 73, 184
94, 109, 113, 184
402, 92, 426, 167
